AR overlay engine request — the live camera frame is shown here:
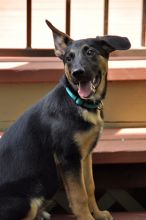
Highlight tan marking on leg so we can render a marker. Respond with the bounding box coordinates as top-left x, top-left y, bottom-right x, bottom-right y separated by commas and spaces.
83, 154, 113, 220
83, 154, 100, 213
59, 160, 94, 220
23, 198, 43, 220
